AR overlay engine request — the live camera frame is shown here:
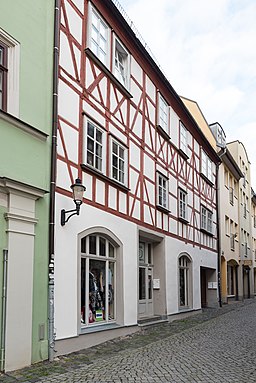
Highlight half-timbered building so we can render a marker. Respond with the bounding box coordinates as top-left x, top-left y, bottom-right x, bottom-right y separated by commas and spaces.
55, 0, 220, 355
